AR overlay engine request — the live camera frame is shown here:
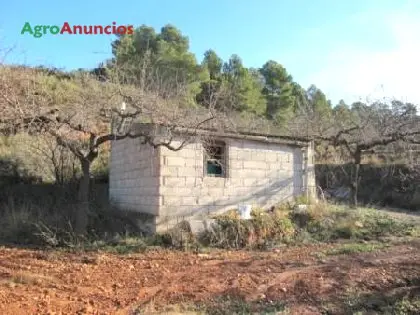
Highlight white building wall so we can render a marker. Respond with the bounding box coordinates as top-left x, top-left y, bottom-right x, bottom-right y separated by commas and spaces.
110, 136, 314, 233
157, 138, 308, 232
109, 138, 160, 216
